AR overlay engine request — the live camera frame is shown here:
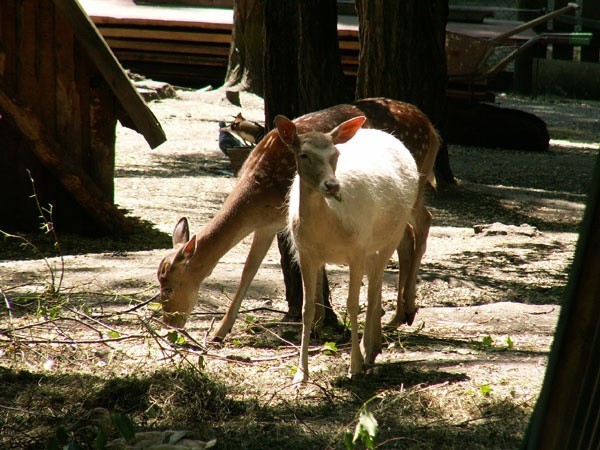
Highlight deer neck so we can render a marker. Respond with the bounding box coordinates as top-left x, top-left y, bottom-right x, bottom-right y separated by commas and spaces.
297, 181, 330, 227
189, 175, 287, 276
